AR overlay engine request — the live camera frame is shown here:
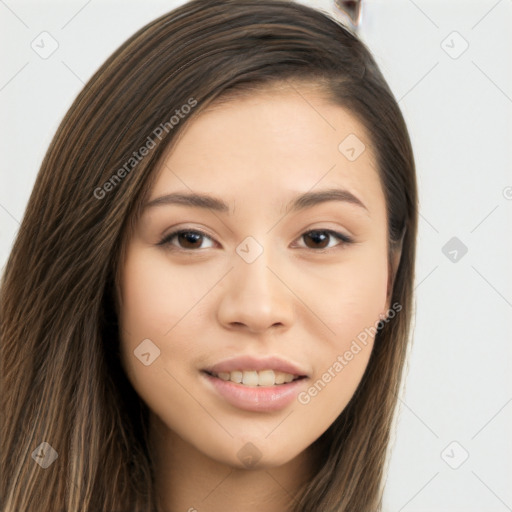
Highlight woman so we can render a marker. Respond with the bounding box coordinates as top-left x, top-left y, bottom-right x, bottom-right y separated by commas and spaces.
0, 1, 417, 510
